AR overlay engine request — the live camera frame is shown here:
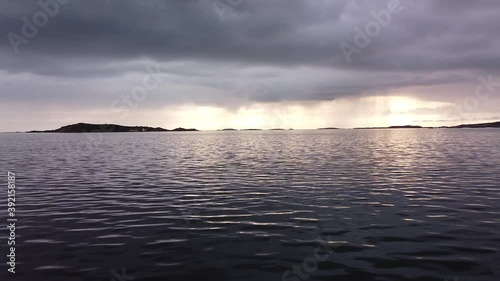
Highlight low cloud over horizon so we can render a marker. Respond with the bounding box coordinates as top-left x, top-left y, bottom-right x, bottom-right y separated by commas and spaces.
1, 0, 500, 131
